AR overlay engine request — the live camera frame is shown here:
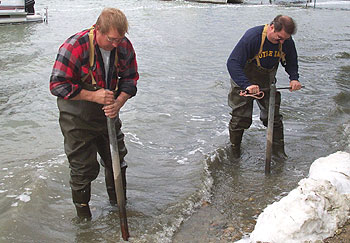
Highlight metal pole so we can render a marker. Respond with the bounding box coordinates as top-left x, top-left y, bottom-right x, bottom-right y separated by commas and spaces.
261, 85, 305, 91
107, 117, 129, 241
265, 82, 276, 174
45, 7, 48, 23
